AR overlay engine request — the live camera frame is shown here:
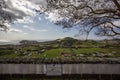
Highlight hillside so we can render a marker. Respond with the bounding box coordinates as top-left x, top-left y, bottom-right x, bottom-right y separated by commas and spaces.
0, 37, 120, 63
19, 40, 39, 44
